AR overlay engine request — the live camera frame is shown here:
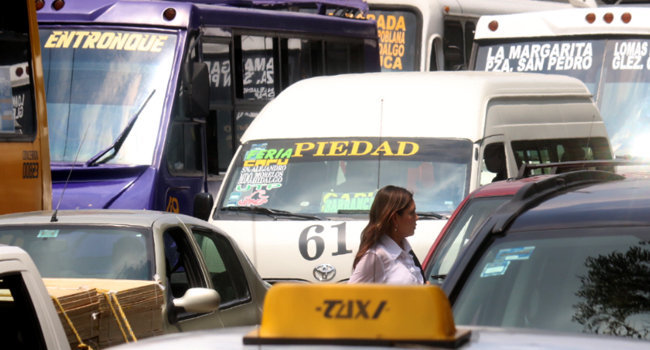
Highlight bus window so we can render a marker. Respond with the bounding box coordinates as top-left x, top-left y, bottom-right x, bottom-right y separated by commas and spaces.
202, 31, 371, 174
367, 8, 419, 72
0, 0, 51, 214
